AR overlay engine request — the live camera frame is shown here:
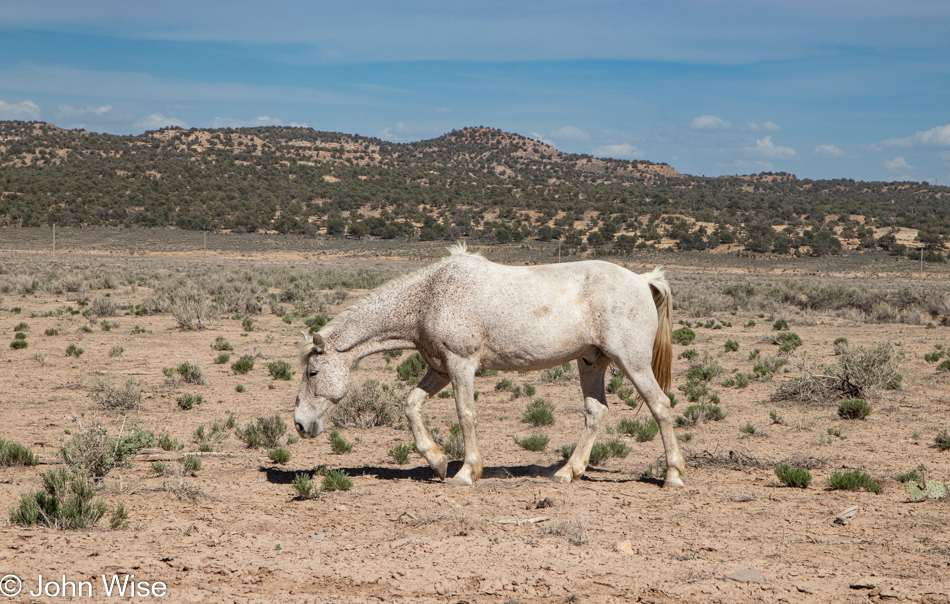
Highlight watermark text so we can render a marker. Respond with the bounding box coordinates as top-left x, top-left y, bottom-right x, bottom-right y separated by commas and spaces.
0, 573, 168, 598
